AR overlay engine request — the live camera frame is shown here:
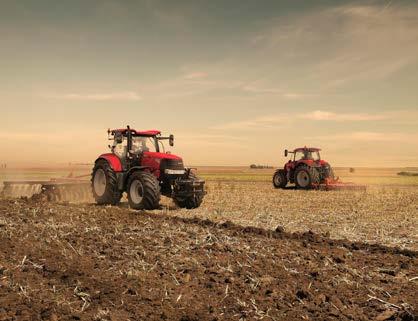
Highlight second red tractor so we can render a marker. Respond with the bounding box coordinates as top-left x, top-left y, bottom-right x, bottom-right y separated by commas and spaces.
273, 147, 335, 189
91, 126, 205, 210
